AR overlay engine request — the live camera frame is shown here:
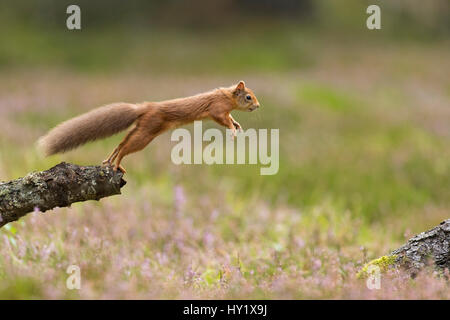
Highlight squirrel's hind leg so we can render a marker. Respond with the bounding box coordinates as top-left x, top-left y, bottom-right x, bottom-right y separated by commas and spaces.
113, 130, 156, 173
113, 163, 125, 173
114, 164, 127, 174
102, 147, 119, 166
